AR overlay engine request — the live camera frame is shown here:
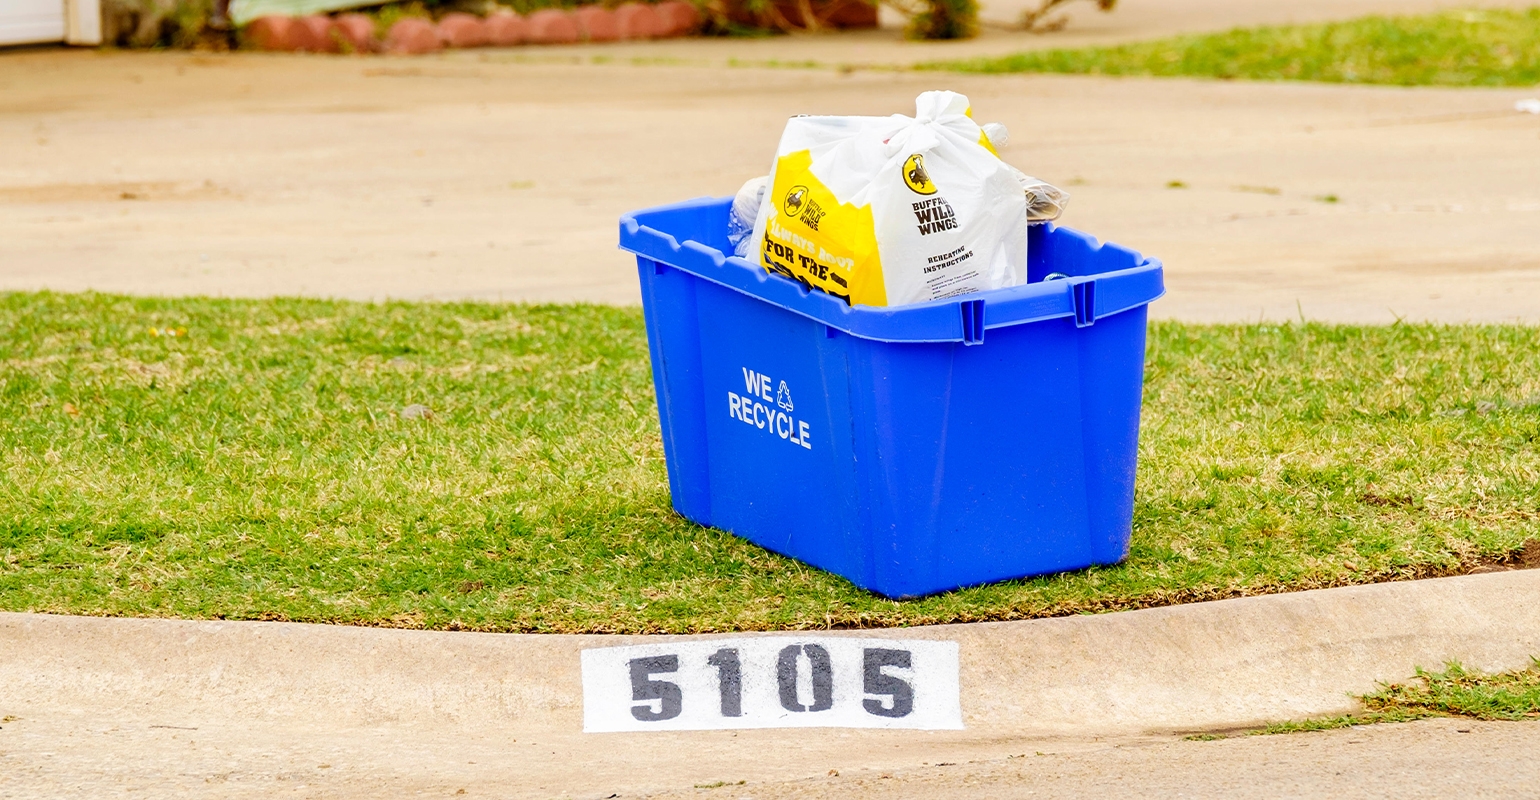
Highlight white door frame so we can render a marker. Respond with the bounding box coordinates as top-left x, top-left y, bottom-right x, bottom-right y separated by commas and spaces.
0, 0, 100, 45
66, 0, 101, 44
